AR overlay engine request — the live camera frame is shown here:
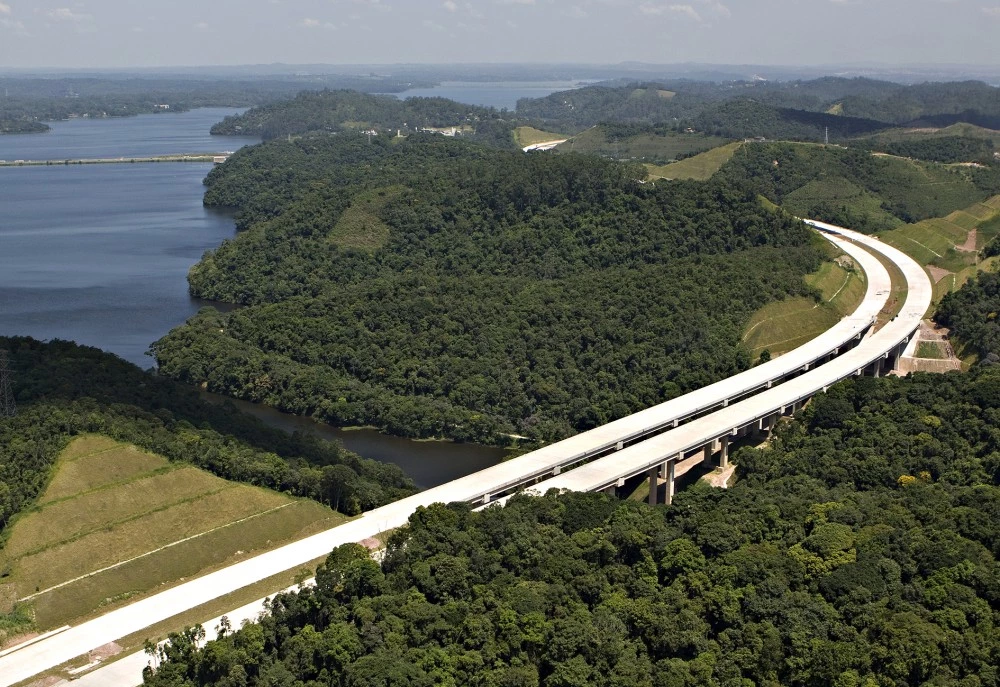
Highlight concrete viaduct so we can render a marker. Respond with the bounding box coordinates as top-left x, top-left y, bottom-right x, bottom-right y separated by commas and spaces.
0, 222, 932, 687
